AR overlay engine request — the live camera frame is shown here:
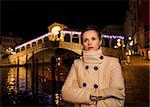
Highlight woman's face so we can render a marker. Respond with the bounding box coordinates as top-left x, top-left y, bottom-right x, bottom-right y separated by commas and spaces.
82, 30, 102, 51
